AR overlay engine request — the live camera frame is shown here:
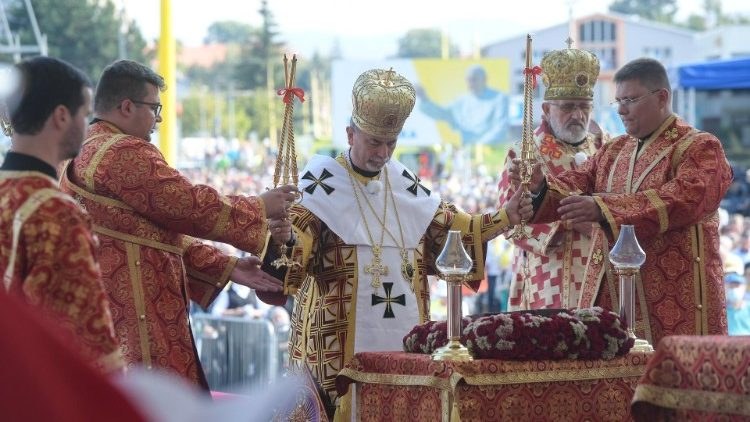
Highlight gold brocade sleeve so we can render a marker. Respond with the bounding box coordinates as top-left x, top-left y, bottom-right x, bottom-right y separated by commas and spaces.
183, 239, 235, 308
71, 127, 268, 256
